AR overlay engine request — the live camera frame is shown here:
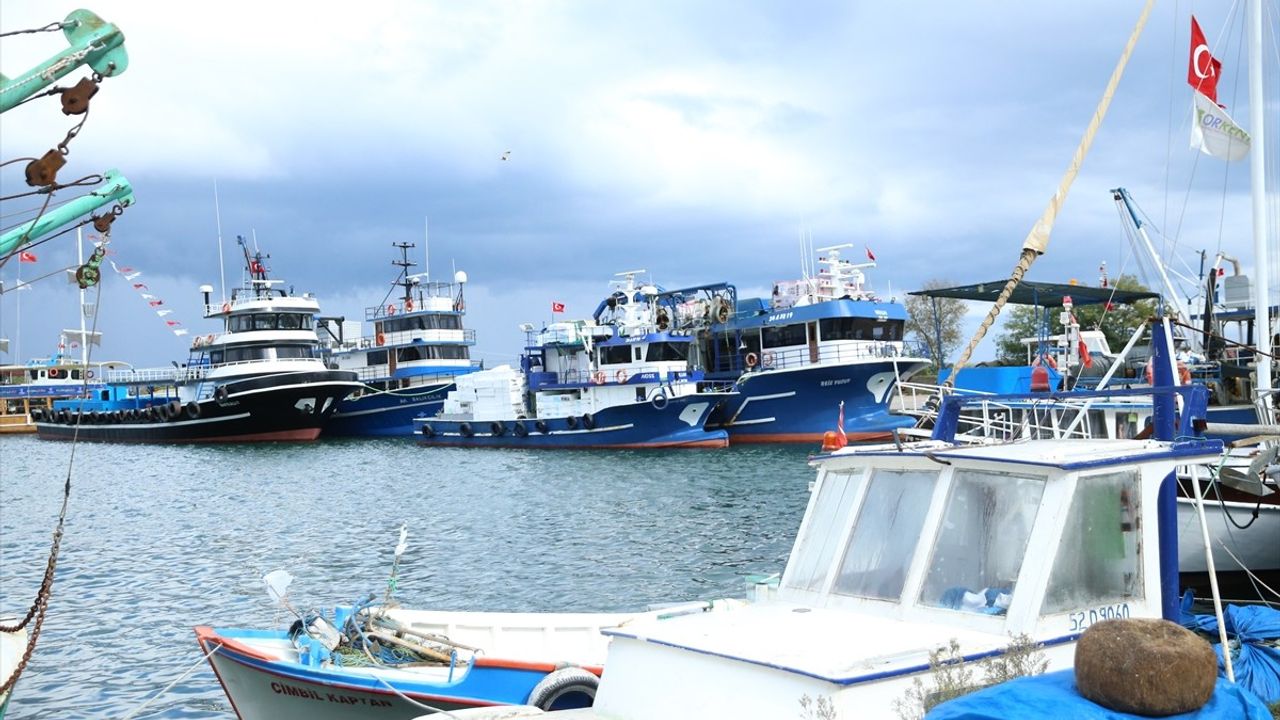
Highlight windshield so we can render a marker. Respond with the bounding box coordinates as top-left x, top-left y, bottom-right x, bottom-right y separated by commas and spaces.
831, 469, 938, 602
